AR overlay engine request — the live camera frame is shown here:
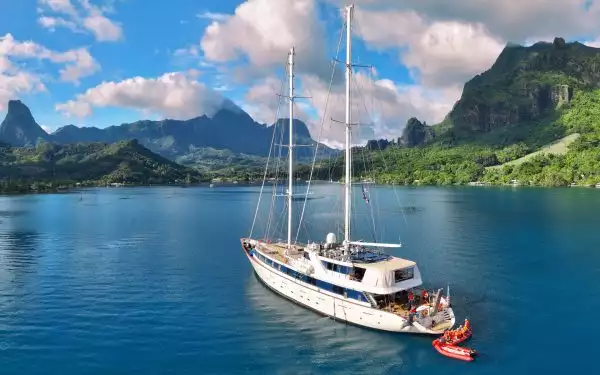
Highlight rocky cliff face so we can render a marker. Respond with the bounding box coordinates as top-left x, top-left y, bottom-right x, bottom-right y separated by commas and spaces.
0, 100, 50, 146
446, 38, 600, 135
400, 117, 434, 147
